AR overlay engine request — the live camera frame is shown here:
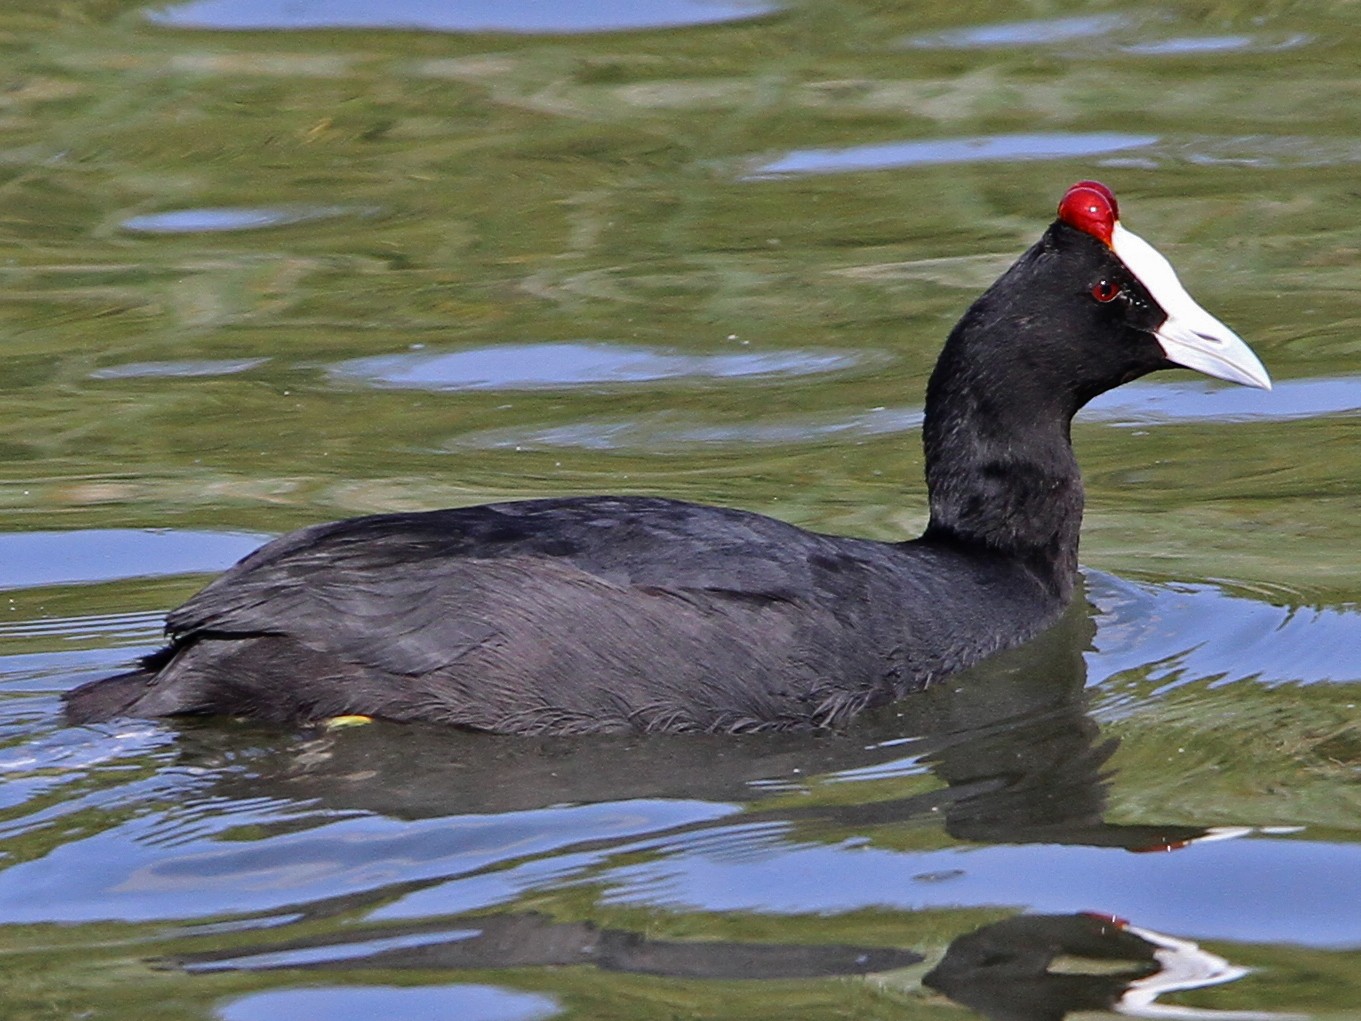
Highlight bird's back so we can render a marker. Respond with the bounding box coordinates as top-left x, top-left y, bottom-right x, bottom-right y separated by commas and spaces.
68, 497, 1058, 733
